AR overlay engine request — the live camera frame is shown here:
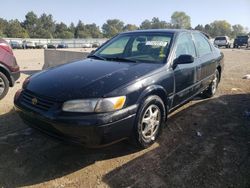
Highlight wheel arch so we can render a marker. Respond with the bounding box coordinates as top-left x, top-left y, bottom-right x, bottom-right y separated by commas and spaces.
137, 85, 169, 114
